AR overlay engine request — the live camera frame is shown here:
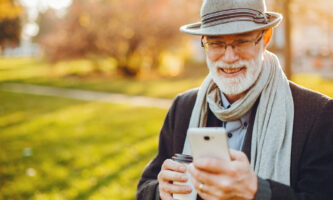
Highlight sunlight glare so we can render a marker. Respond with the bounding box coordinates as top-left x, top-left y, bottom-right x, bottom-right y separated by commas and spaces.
48, 0, 72, 10
20, 0, 72, 10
